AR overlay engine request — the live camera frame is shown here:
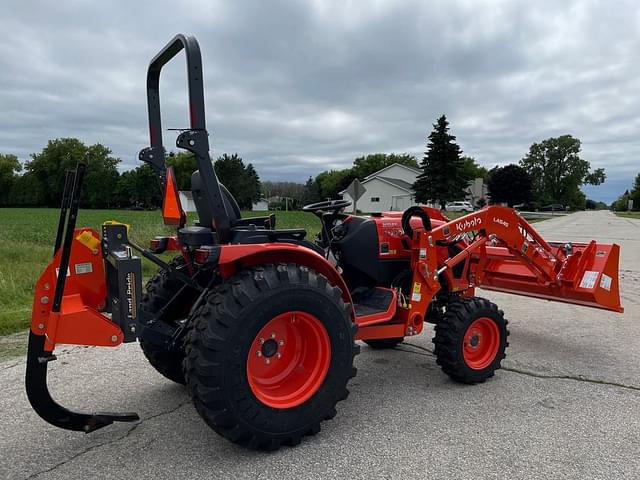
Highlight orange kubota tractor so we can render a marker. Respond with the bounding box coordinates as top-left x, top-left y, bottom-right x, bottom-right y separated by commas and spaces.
26, 34, 623, 450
